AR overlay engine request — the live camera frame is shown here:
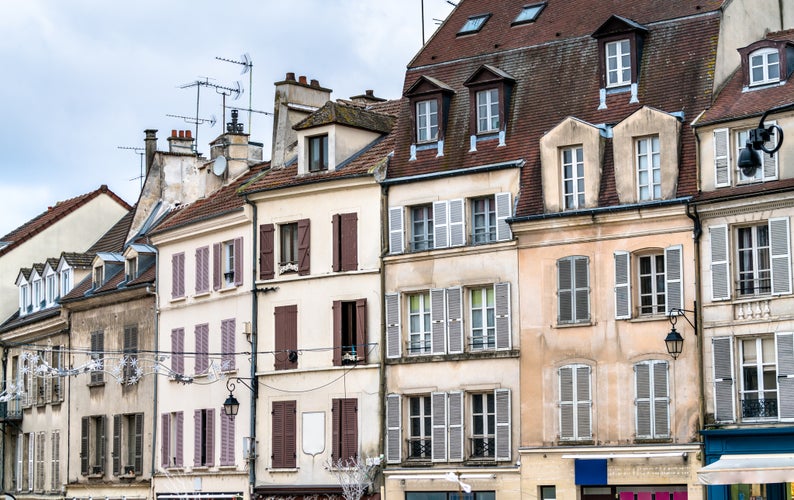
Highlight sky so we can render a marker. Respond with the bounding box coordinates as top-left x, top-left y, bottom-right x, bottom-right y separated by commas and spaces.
0, 0, 456, 237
